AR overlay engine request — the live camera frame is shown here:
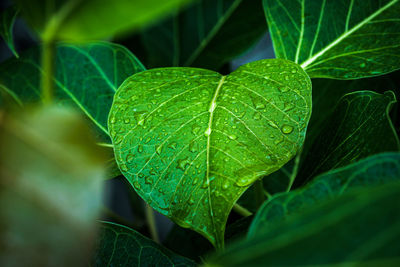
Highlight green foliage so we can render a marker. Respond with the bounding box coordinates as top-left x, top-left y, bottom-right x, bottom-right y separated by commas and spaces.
0, 6, 19, 58
108, 59, 312, 248
249, 152, 400, 237
295, 90, 399, 186
207, 181, 400, 266
0, 42, 145, 143
14, 0, 193, 40
264, 0, 400, 79
141, 0, 266, 70
0, 105, 106, 266
92, 222, 195, 266
1, 0, 400, 264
